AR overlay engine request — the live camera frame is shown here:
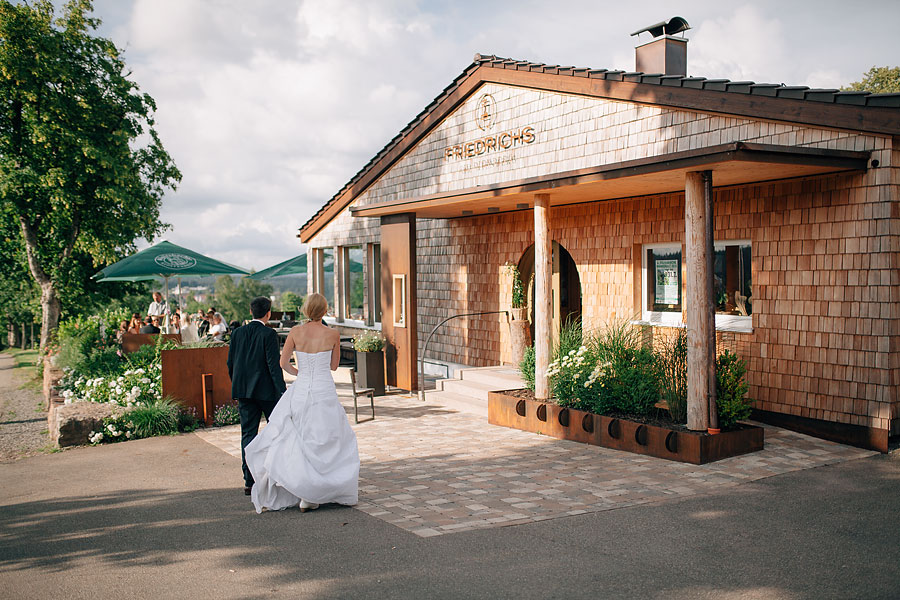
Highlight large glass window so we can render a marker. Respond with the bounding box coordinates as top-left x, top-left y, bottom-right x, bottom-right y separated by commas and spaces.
343, 246, 364, 321
641, 241, 751, 330
321, 247, 335, 316
714, 242, 752, 316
